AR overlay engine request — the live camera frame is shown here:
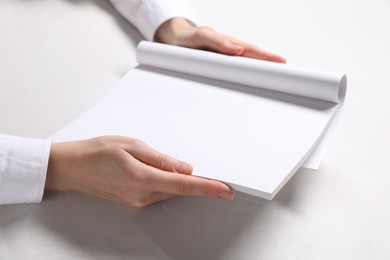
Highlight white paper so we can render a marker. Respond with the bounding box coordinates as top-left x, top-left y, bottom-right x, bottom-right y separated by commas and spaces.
50, 42, 347, 199
137, 41, 345, 103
